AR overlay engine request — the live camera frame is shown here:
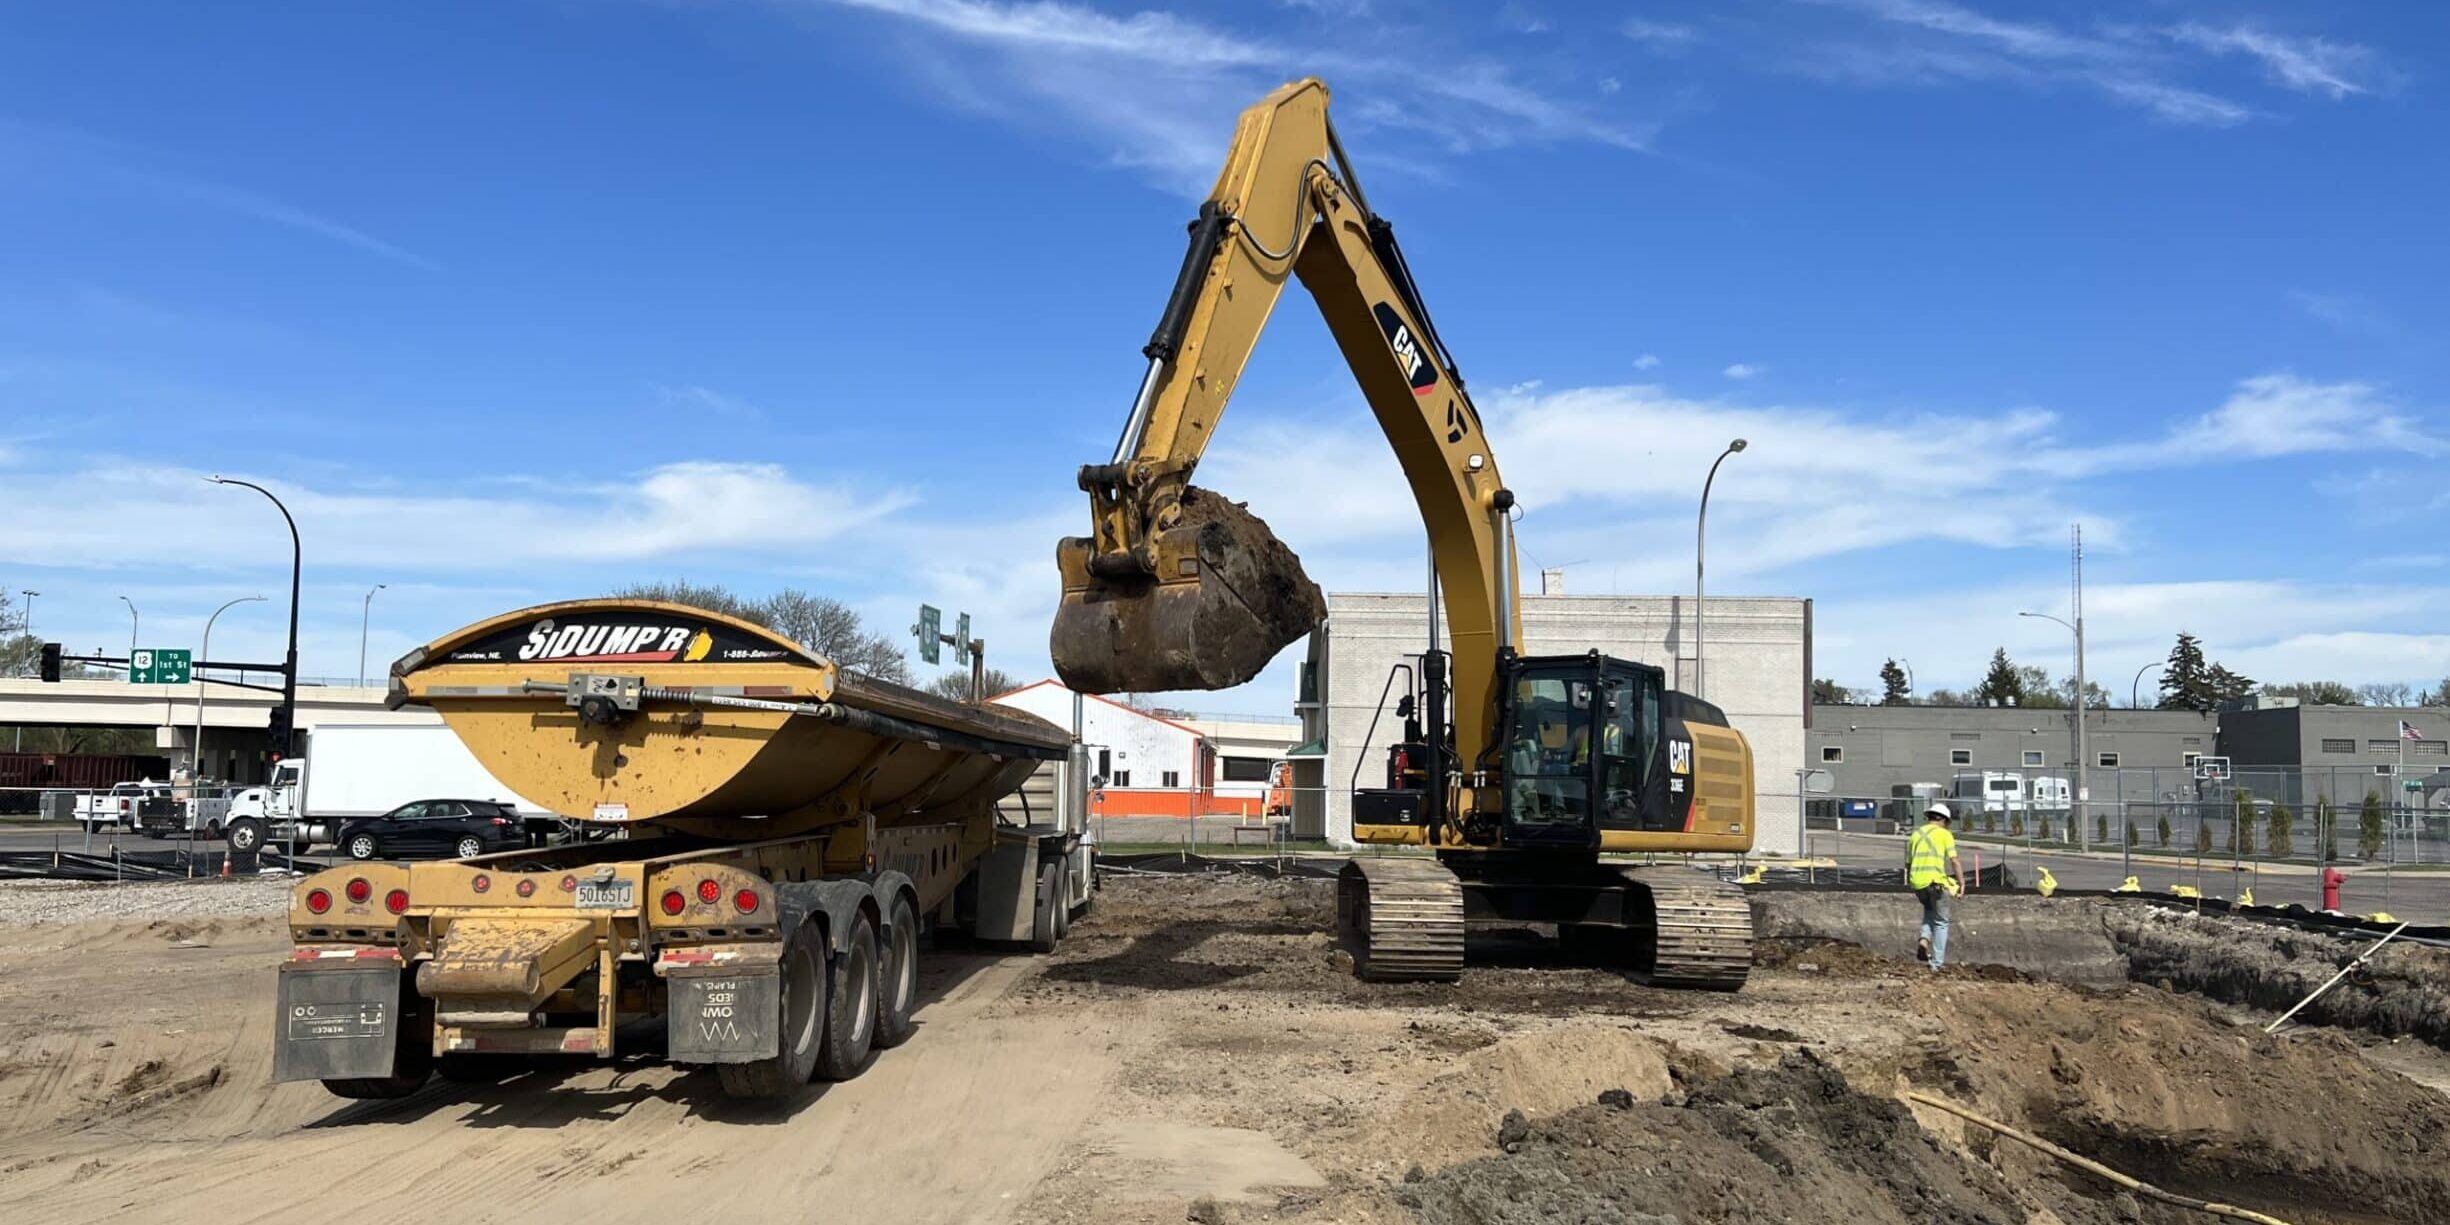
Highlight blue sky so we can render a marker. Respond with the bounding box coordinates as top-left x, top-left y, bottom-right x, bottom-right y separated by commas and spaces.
2, 0, 2444, 709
